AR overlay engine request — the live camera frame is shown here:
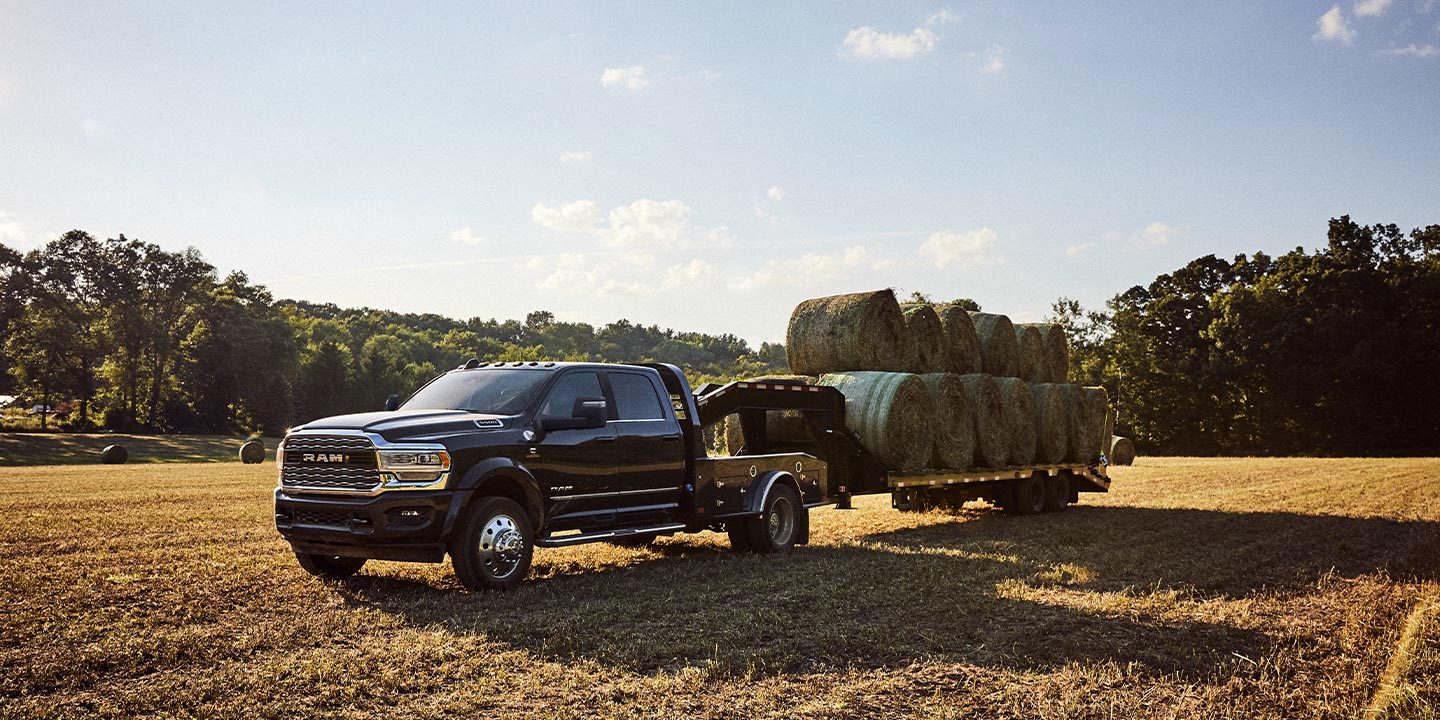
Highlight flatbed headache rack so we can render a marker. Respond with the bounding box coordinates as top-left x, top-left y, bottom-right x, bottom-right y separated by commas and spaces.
690, 377, 1110, 508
